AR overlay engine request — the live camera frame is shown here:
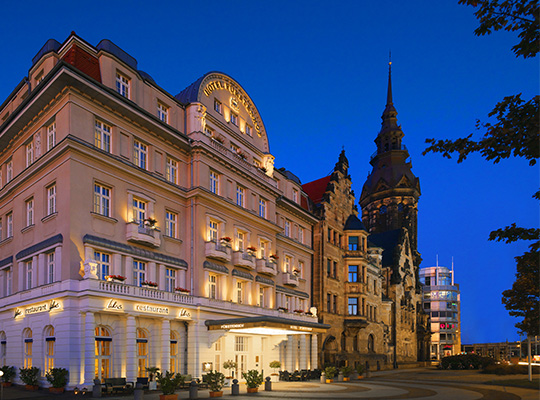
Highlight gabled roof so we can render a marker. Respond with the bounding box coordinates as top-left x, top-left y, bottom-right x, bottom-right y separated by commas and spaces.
344, 214, 366, 231
302, 175, 331, 205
